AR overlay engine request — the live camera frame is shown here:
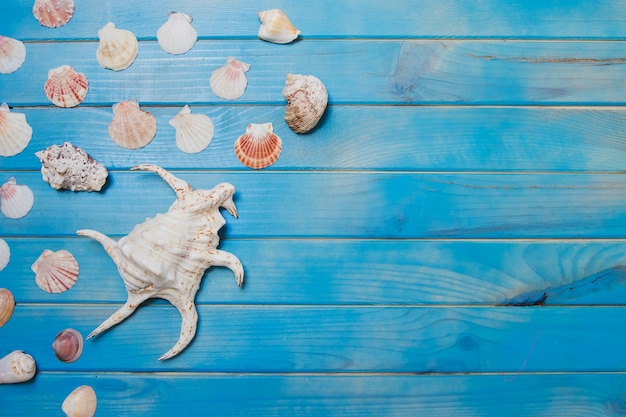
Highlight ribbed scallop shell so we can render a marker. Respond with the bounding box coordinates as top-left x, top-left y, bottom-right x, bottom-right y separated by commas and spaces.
282, 74, 328, 134
157, 12, 197, 55
62, 385, 97, 417
108, 99, 157, 149
32, 249, 79, 293
169, 105, 214, 154
44, 65, 88, 108
234, 123, 282, 169
52, 328, 83, 363
0, 103, 32, 157
0, 288, 15, 328
209, 57, 250, 100
96, 22, 138, 71
0, 239, 9, 271
257, 9, 300, 44
32, 0, 74, 28
0, 177, 34, 219
0, 350, 36, 384
0, 36, 26, 74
